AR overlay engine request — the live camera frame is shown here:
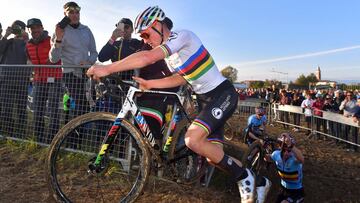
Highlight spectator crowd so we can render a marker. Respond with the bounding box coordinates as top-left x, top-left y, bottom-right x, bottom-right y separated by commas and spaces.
237, 86, 360, 150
